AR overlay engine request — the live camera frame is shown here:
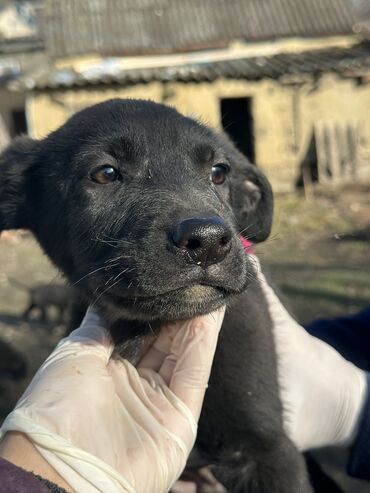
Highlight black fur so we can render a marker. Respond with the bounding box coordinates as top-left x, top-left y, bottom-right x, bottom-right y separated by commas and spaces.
0, 99, 312, 492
